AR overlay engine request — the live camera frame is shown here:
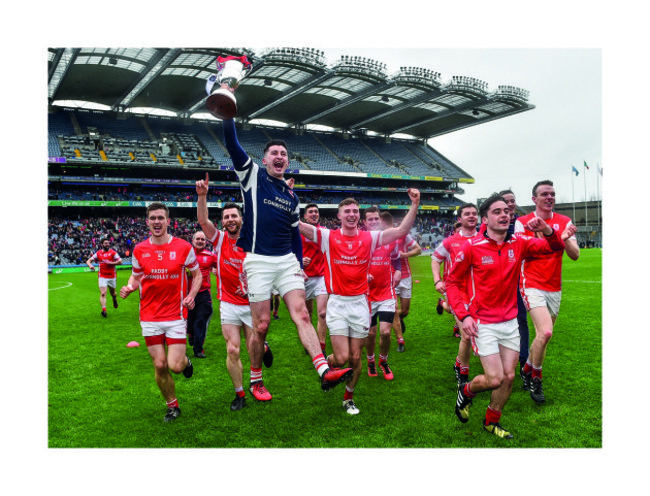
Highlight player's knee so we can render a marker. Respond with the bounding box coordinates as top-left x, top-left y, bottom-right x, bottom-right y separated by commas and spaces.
400, 309, 409, 318
542, 328, 553, 342
255, 320, 270, 336
486, 373, 504, 390
367, 327, 377, 339
226, 342, 240, 360
317, 308, 327, 321
333, 350, 349, 367
152, 357, 168, 374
